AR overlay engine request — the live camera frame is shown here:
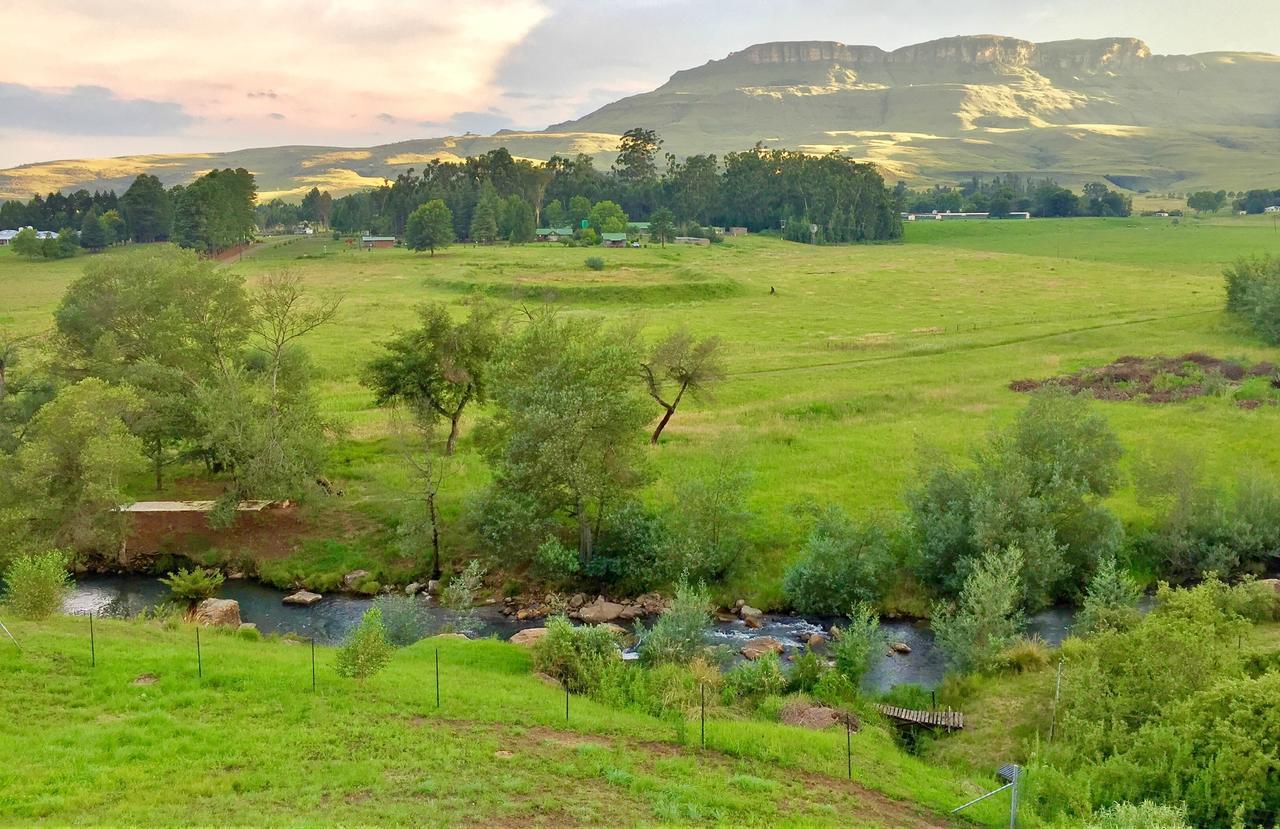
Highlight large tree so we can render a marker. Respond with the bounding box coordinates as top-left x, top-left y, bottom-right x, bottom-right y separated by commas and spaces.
404, 200, 455, 255
119, 174, 172, 243
640, 329, 725, 444
483, 312, 650, 565
613, 128, 662, 184
3, 378, 146, 554
364, 299, 500, 454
